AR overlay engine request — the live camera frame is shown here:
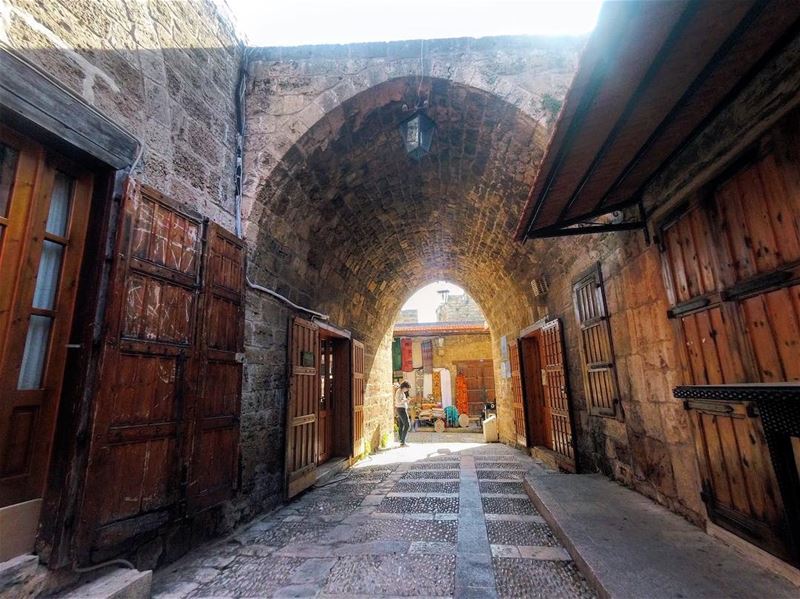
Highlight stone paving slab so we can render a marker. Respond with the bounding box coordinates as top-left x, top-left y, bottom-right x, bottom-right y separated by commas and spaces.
478, 481, 525, 494
493, 557, 596, 599
152, 440, 592, 598
323, 554, 456, 596
482, 495, 540, 515
525, 472, 800, 598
